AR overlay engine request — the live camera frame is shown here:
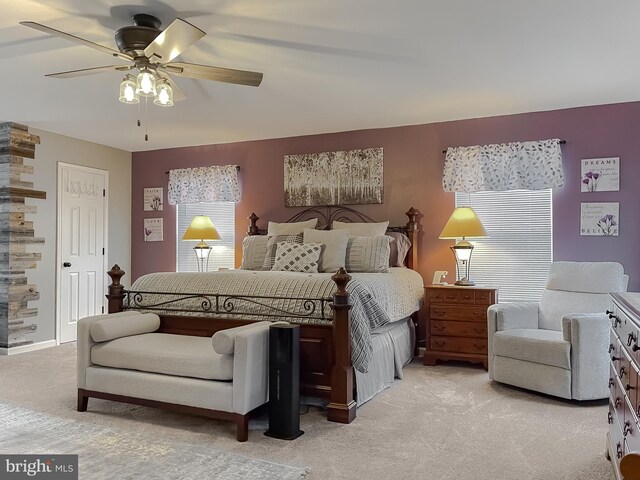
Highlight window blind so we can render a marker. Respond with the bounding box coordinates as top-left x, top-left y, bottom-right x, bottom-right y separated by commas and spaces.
176, 202, 235, 272
455, 190, 552, 303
